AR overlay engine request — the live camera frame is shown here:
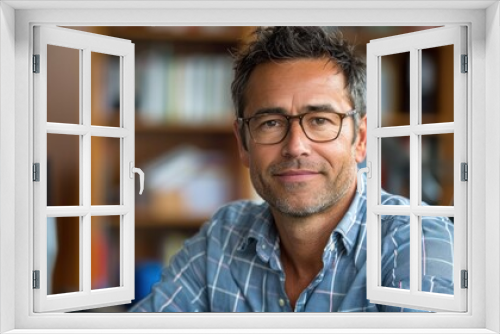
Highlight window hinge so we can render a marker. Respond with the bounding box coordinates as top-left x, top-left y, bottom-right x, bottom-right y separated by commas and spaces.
461, 270, 468, 289
33, 54, 40, 73
33, 163, 40, 182
461, 162, 468, 181
33, 270, 40, 289
461, 54, 468, 73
